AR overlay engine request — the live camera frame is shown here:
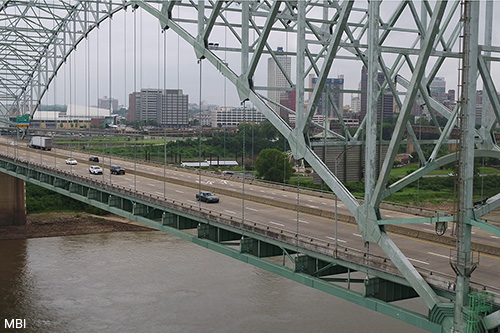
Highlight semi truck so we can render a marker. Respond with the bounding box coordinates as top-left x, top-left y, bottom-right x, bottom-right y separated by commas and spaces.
29, 136, 53, 151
